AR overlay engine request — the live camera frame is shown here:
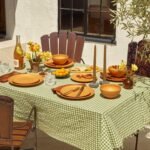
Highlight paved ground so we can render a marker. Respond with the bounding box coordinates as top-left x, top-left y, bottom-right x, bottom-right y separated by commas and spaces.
22, 128, 150, 150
